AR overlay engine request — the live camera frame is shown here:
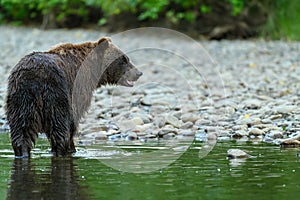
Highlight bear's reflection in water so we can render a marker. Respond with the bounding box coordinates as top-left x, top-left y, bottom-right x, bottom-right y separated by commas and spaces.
7, 157, 89, 200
